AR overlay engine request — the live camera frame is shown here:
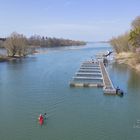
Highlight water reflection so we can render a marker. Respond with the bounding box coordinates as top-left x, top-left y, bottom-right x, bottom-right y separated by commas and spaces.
128, 69, 140, 91
108, 62, 140, 95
